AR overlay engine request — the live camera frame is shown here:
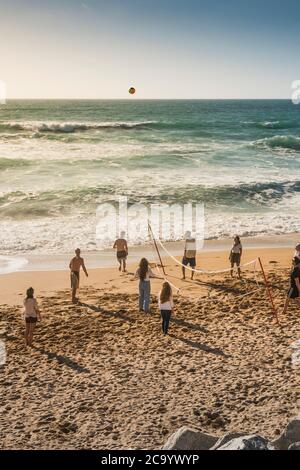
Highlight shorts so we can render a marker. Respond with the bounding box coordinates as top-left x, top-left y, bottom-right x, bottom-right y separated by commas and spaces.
25, 316, 37, 324
117, 250, 127, 260
230, 253, 241, 265
71, 271, 79, 289
288, 287, 299, 299
182, 257, 196, 268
